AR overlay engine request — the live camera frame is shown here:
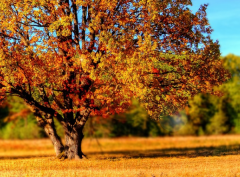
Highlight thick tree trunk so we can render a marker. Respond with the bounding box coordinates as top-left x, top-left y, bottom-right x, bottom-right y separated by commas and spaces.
63, 108, 90, 159
33, 106, 90, 160
64, 127, 86, 160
